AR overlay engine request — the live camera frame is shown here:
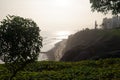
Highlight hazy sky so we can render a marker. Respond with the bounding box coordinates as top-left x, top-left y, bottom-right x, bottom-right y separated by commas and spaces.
0, 0, 112, 32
